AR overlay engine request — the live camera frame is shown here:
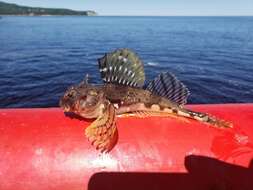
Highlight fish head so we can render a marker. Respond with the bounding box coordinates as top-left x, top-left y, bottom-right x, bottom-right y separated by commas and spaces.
60, 84, 105, 119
